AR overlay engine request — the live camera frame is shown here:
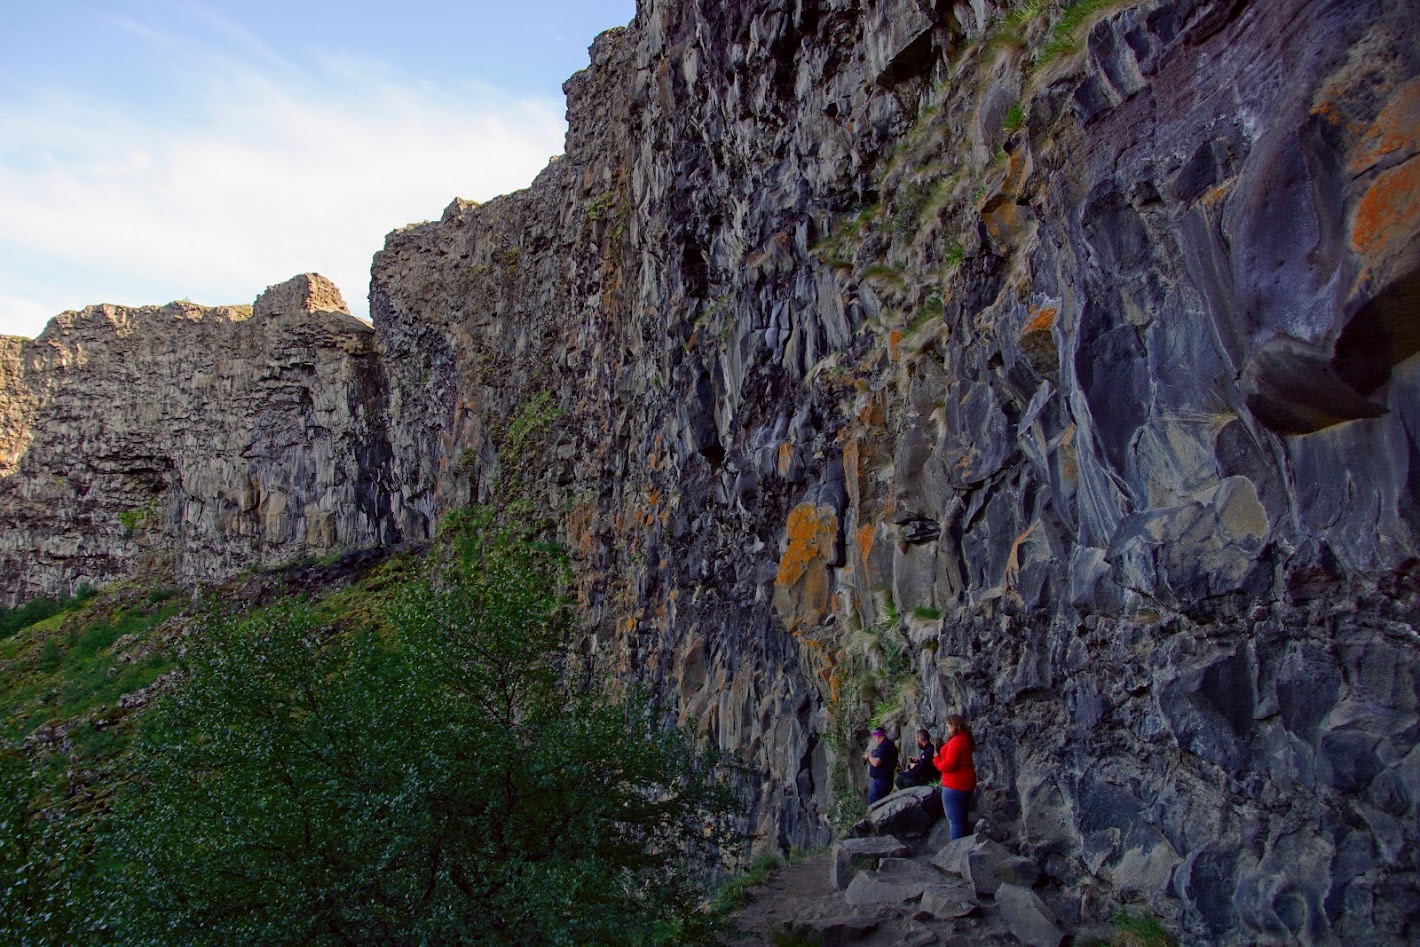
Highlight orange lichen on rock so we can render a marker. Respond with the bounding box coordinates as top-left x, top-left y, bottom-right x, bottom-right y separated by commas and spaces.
888, 329, 904, 363
1351, 158, 1420, 258
1019, 305, 1059, 376
772, 503, 840, 635
856, 523, 876, 565
984, 201, 1029, 251
843, 436, 876, 512
566, 498, 599, 560
1199, 182, 1231, 208
775, 504, 838, 589
1348, 79, 1420, 175
1310, 98, 1346, 126
857, 392, 886, 427
1022, 305, 1057, 336
778, 442, 795, 476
